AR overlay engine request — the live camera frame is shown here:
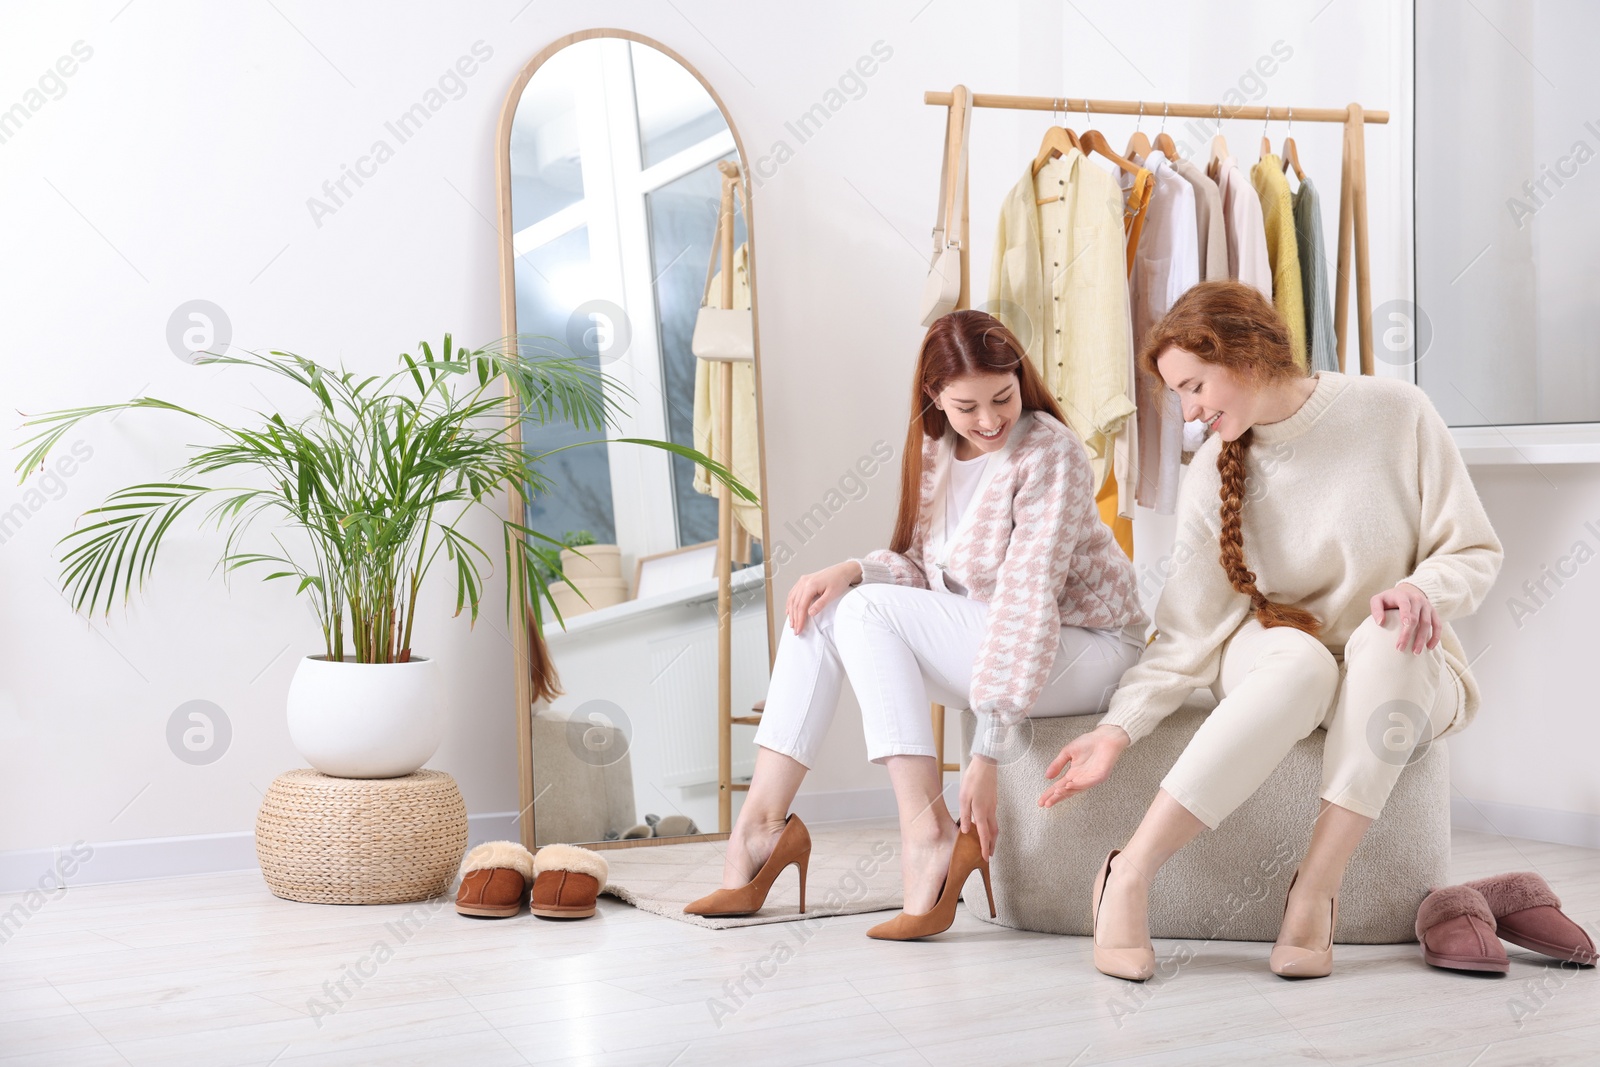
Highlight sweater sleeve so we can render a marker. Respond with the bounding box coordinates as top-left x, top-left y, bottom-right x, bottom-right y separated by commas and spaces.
849, 546, 929, 589
967, 434, 1089, 733
1097, 455, 1253, 747
1396, 394, 1504, 621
